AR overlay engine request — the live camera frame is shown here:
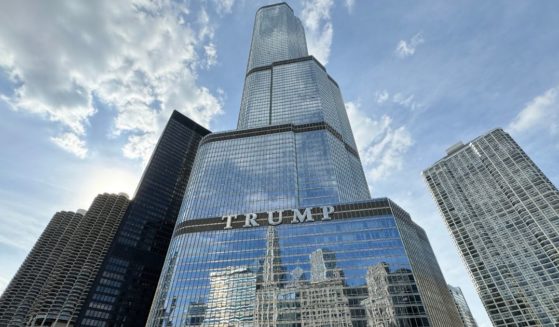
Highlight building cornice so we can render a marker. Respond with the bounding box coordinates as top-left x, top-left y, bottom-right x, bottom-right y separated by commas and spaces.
199, 121, 359, 158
